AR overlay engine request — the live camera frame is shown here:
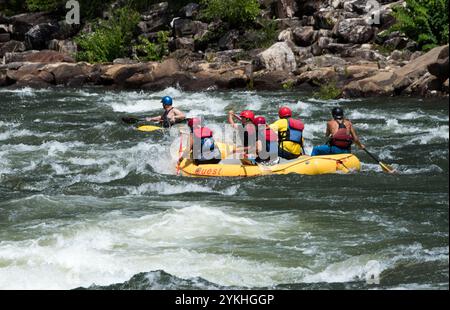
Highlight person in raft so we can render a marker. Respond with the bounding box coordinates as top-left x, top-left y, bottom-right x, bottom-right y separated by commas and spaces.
183, 117, 222, 166
228, 109, 257, 158
269, 107, 305, 160
311, 107, 365, 156
253, 116, 280, 165
145, 96, 186, 128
